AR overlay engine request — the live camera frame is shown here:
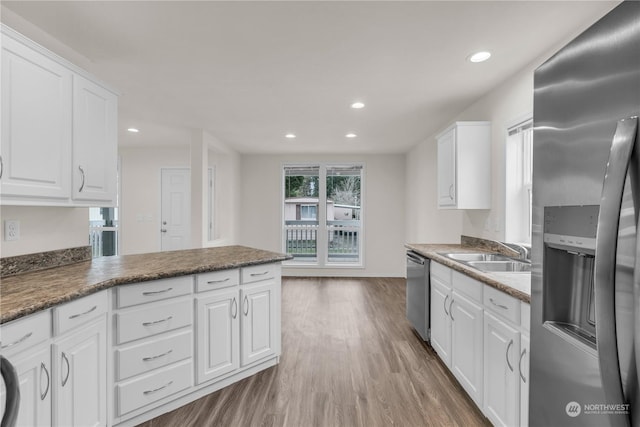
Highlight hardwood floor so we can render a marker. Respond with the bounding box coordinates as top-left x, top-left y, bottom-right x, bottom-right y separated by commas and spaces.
139, 277, 490, 427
